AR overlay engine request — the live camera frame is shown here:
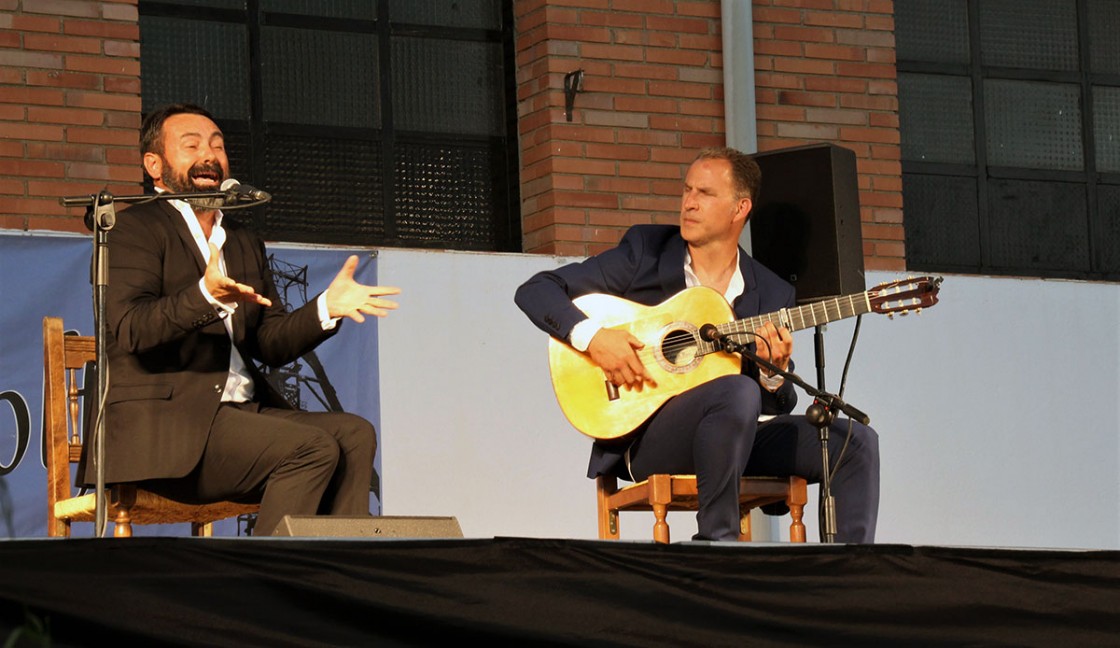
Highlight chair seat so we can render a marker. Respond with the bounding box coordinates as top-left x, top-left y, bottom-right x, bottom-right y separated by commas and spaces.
608, 474, 795, 510
598, 474, 807, 543
54, 488, 259, 528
